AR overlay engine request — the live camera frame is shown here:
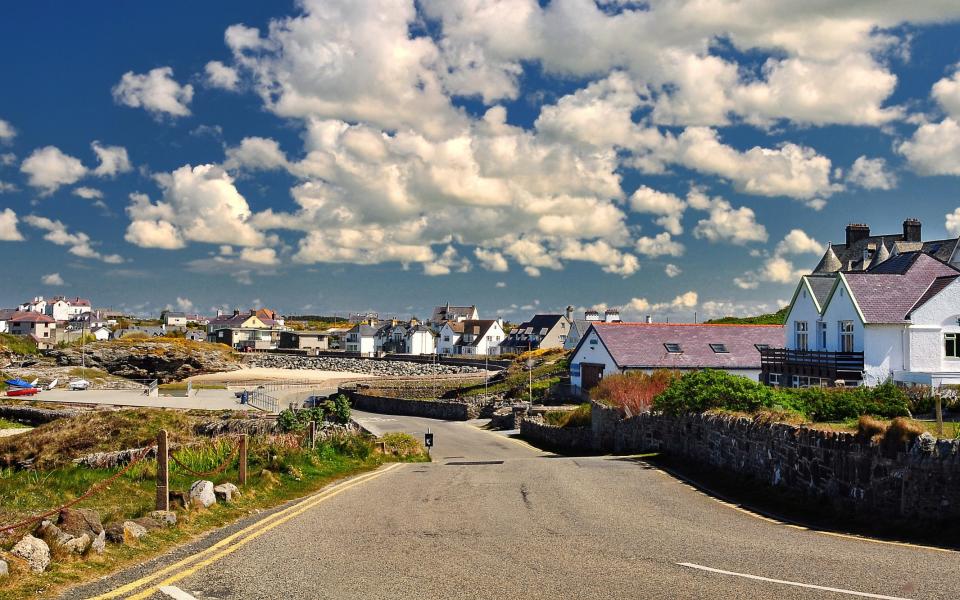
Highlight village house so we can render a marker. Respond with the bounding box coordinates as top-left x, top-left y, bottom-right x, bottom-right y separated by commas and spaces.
8, 312, 57, 349
429, 303, 479, 327
161, 311, 188, 327
17, 296, 92, 322
279, 330, 331, 353
0, 309, 16, 334
564, 308, 623, 349
437, 319, 504, 355
405, 323, 437, 355
766, 250, 960, 388
570, 322, 783, 391
345, 323, 378, 356
207, 309, 282, 351
501, 313, 571, 353
813, 219, 960, 274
